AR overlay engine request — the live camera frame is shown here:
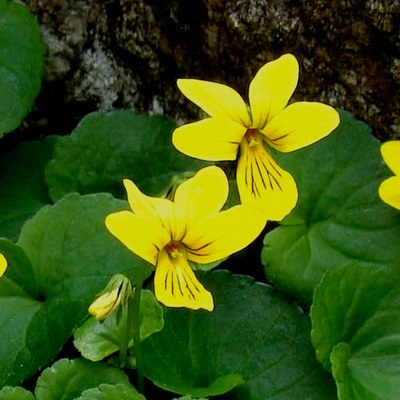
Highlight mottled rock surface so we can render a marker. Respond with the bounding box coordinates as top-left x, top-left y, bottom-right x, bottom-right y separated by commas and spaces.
24, 0, 400, 139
